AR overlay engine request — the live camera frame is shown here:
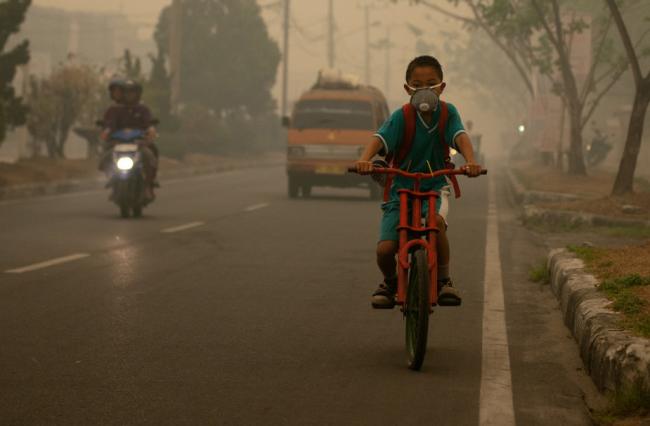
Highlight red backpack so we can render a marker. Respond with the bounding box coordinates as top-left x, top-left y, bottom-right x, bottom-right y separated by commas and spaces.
382, 101, 461, 202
